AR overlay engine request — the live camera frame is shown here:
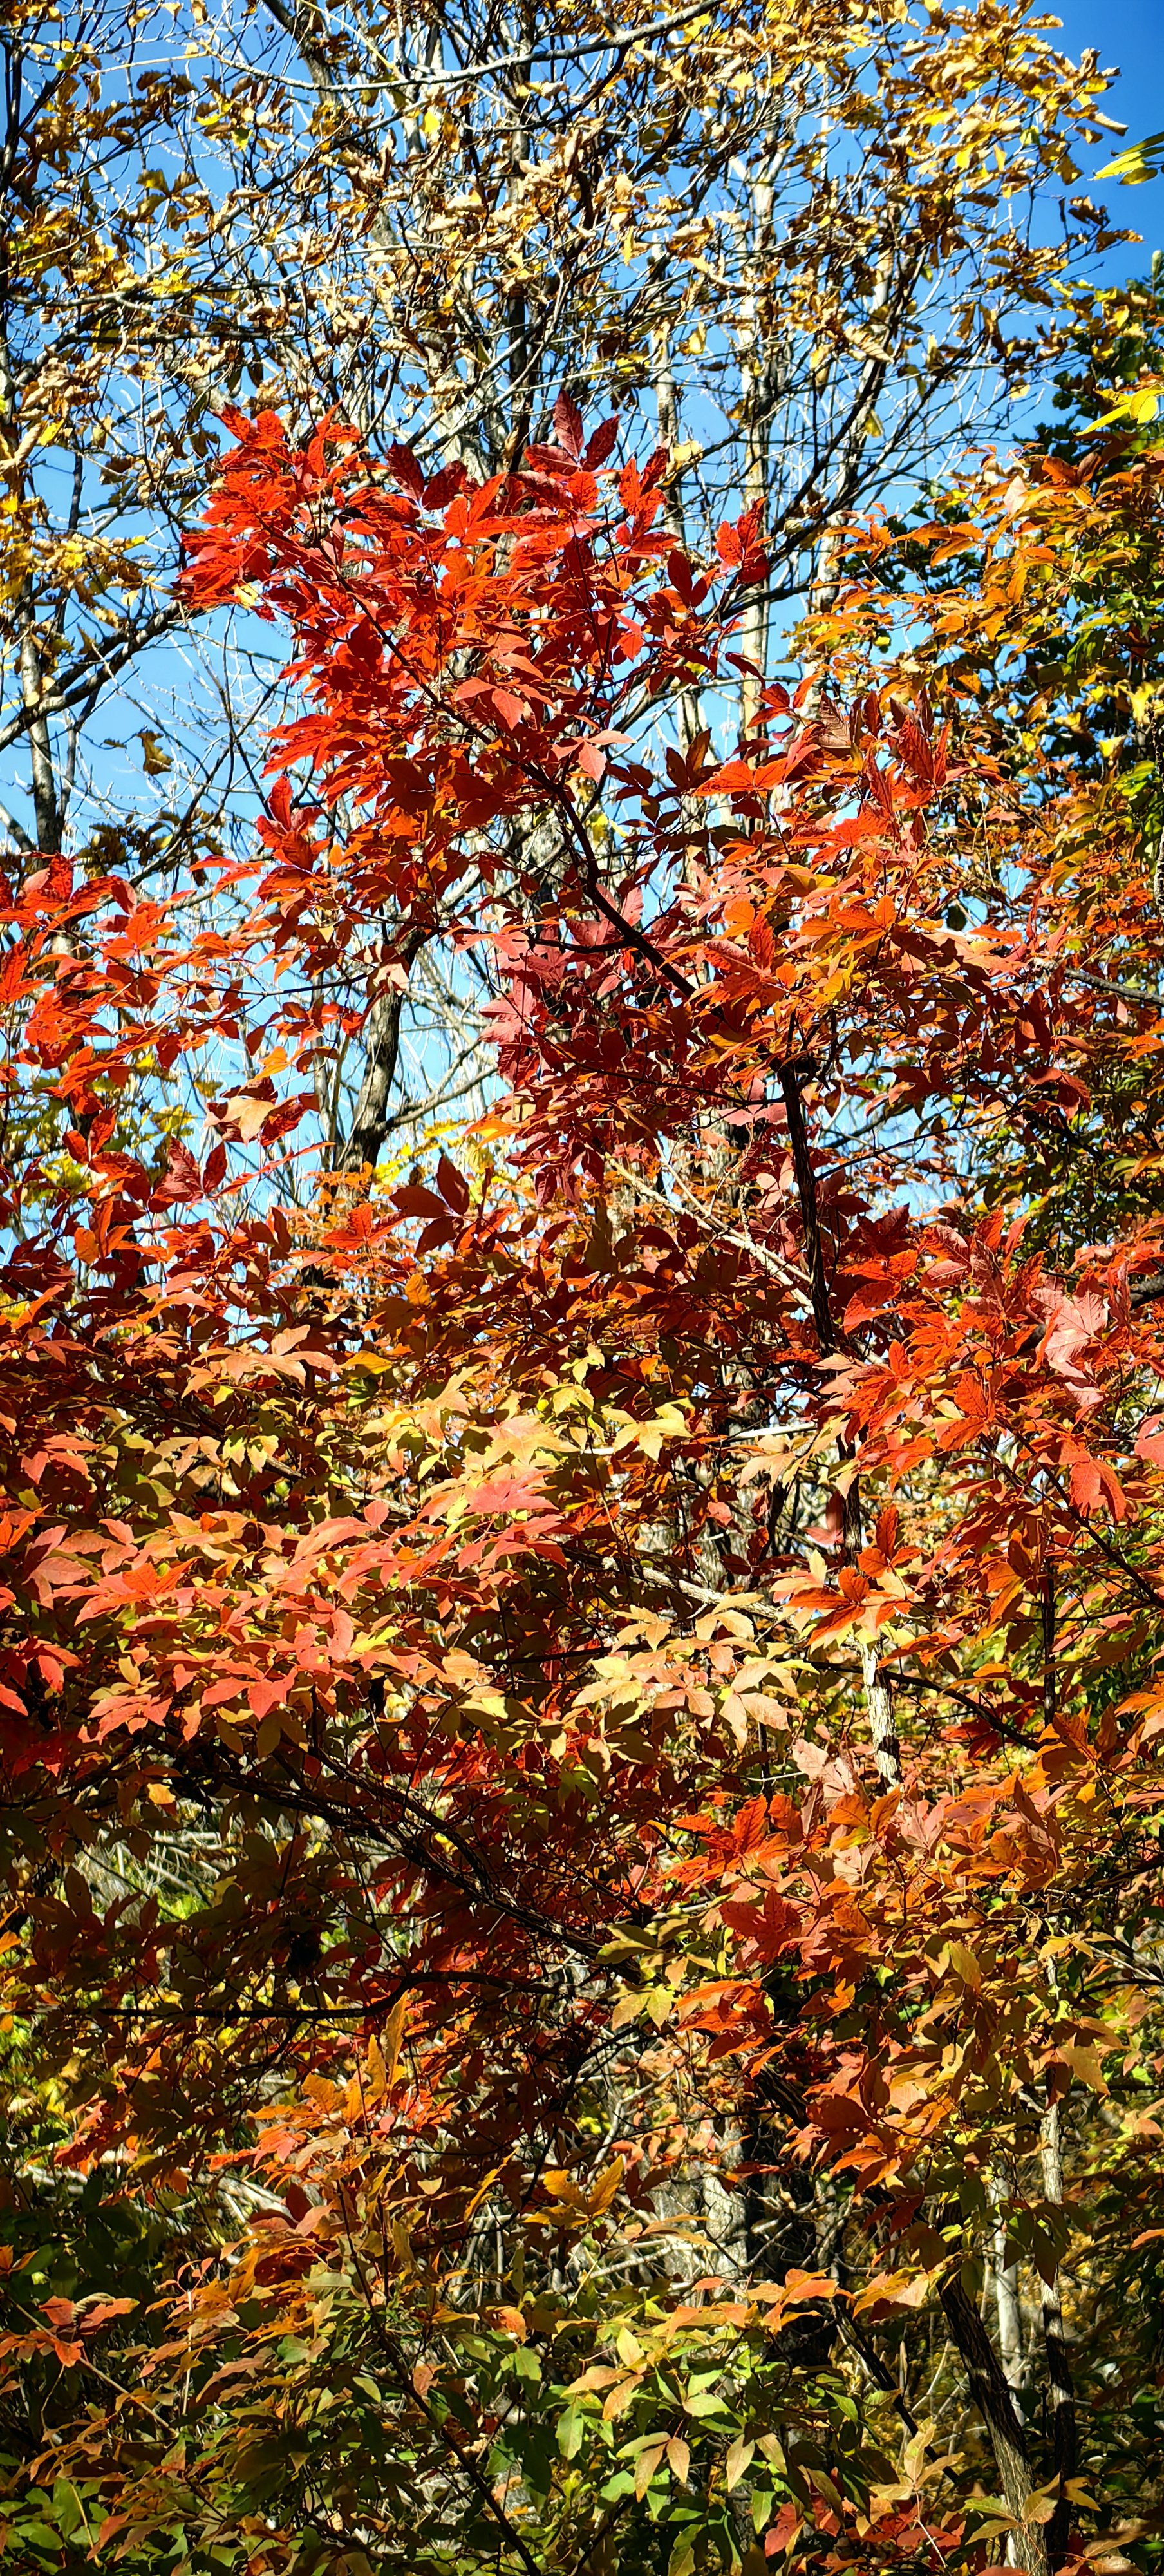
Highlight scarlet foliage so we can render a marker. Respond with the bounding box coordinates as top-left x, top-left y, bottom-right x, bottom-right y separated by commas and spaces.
4, 401, 1164, 2573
